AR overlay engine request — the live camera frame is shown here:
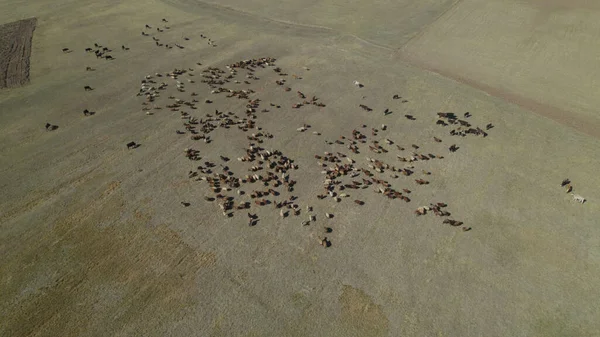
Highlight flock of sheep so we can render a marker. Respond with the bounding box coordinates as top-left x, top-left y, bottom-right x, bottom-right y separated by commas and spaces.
49, 16, 586, 250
